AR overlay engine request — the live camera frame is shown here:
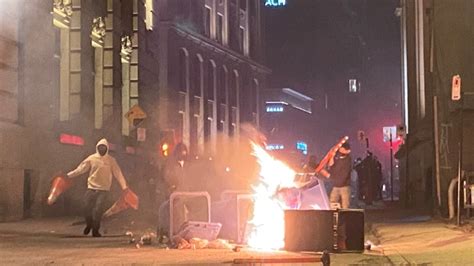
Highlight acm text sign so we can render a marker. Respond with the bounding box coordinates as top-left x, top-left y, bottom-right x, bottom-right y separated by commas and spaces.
265, 0, 286, 7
